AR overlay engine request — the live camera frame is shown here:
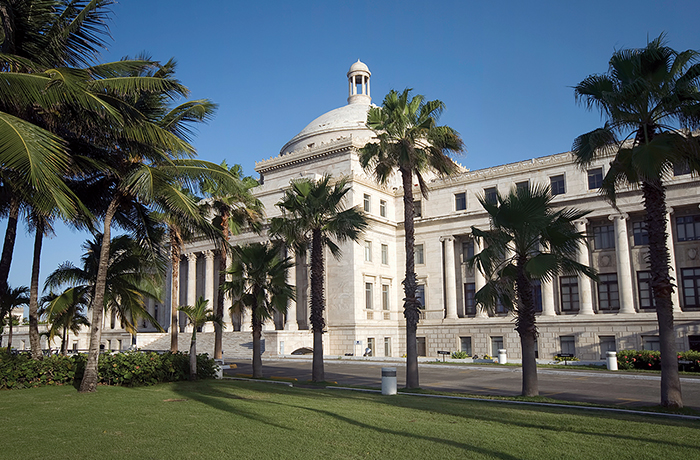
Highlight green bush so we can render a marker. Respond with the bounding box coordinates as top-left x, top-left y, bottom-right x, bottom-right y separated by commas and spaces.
616, 349, 700, 372
451, 351, 468, 359
554, 355, 580, 363
0, 349, 217, 389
